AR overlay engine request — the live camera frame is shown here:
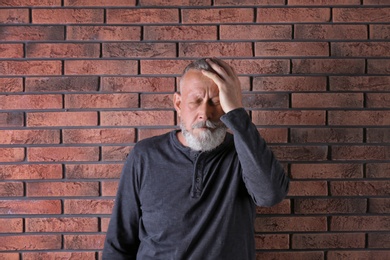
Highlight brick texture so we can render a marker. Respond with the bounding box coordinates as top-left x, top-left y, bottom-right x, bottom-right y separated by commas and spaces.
0, 2, 388, 258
